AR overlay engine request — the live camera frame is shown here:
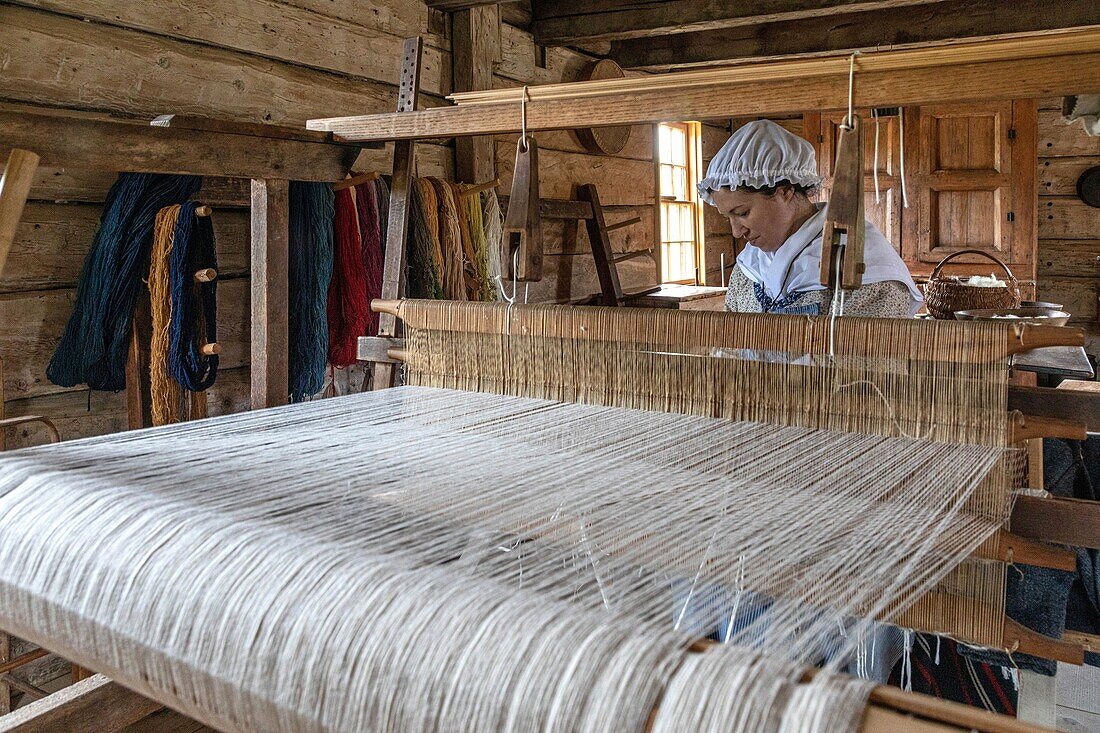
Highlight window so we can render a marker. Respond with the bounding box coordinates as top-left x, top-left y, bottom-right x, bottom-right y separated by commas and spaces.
657, 122, 704, 283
